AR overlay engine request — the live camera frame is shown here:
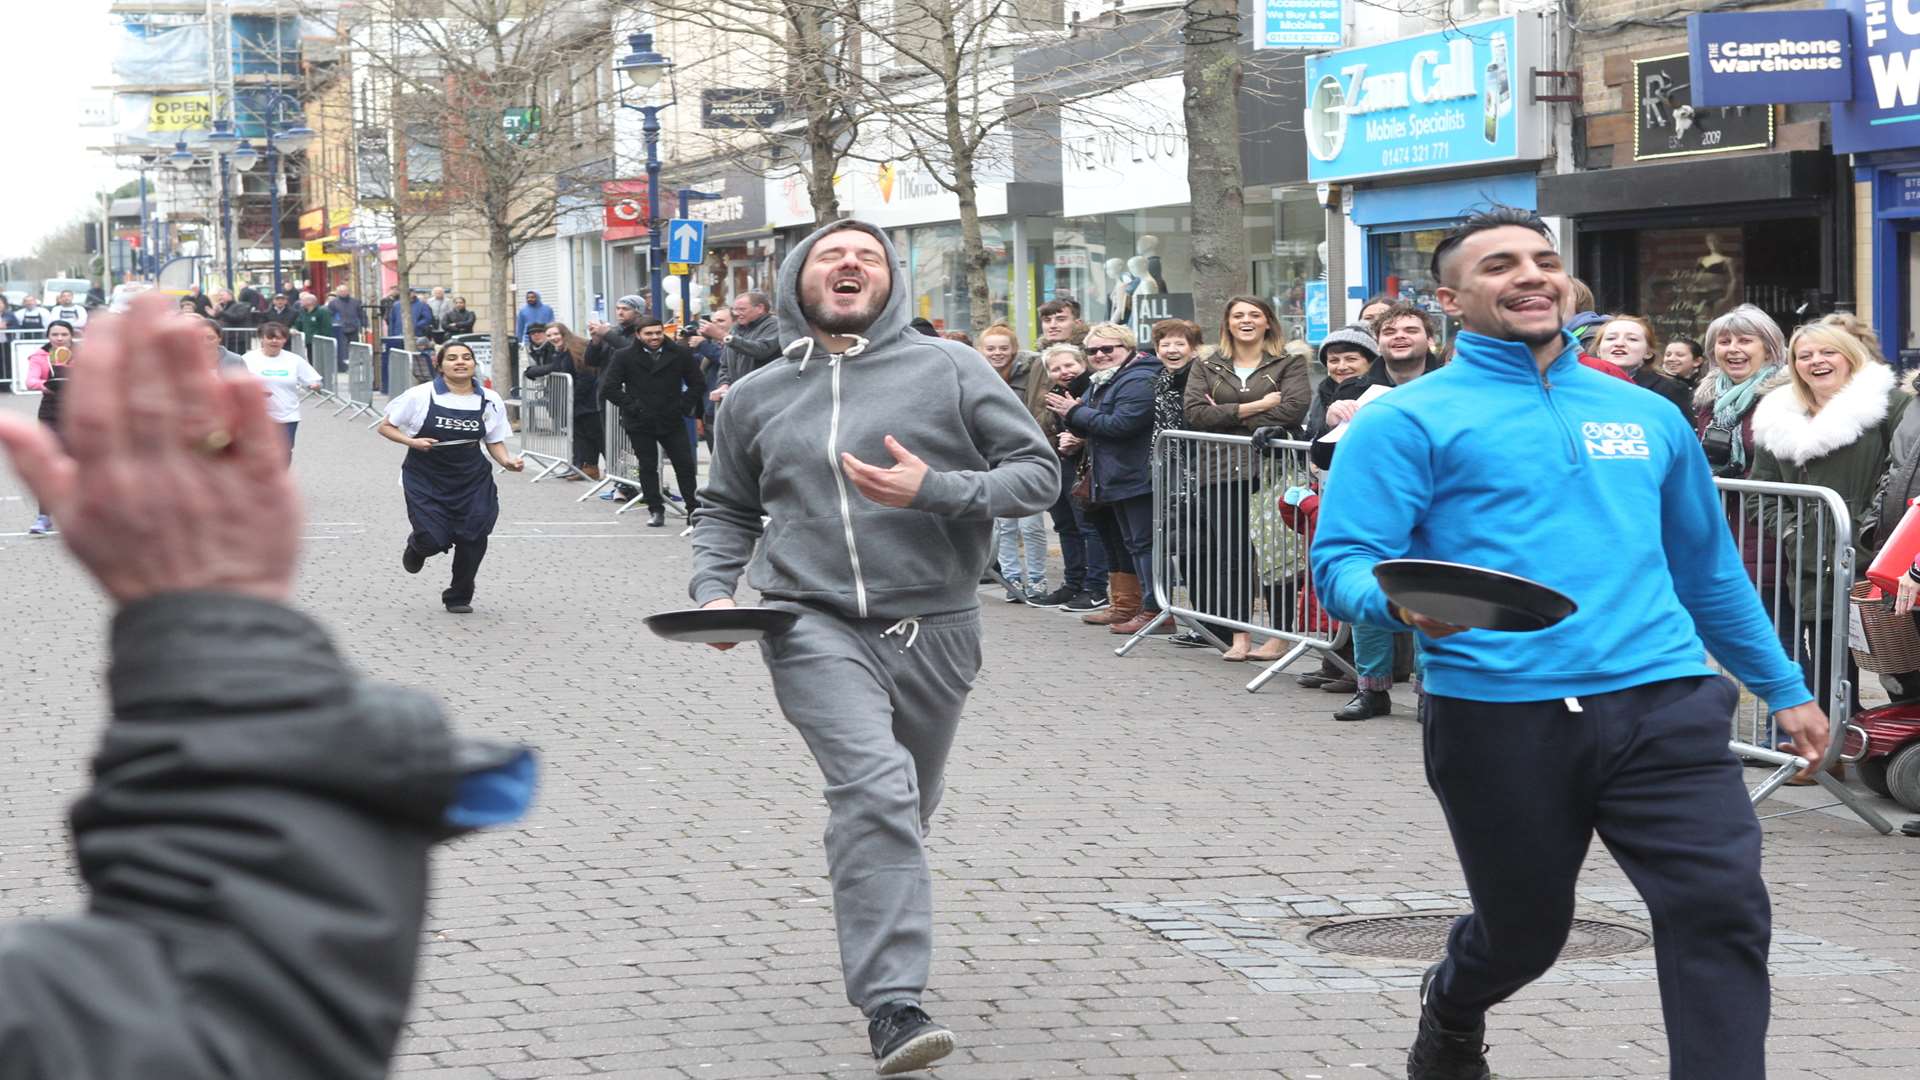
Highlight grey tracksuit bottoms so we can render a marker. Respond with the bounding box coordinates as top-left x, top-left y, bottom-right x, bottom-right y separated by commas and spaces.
760, 604, 983, 1014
